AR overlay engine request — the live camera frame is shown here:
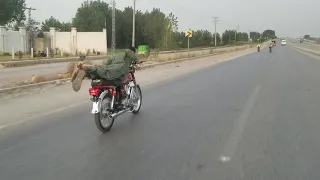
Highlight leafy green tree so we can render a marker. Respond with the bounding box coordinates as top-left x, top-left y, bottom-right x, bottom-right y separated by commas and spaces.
249, 31, 261, 42
72, 0, 110, 32
262, 29, 276, 39
41, 17, 72, 31
0, 0, 26, 27
303, 35, 310, 39
41, 16, 62, 31
26, 18, 40, 31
